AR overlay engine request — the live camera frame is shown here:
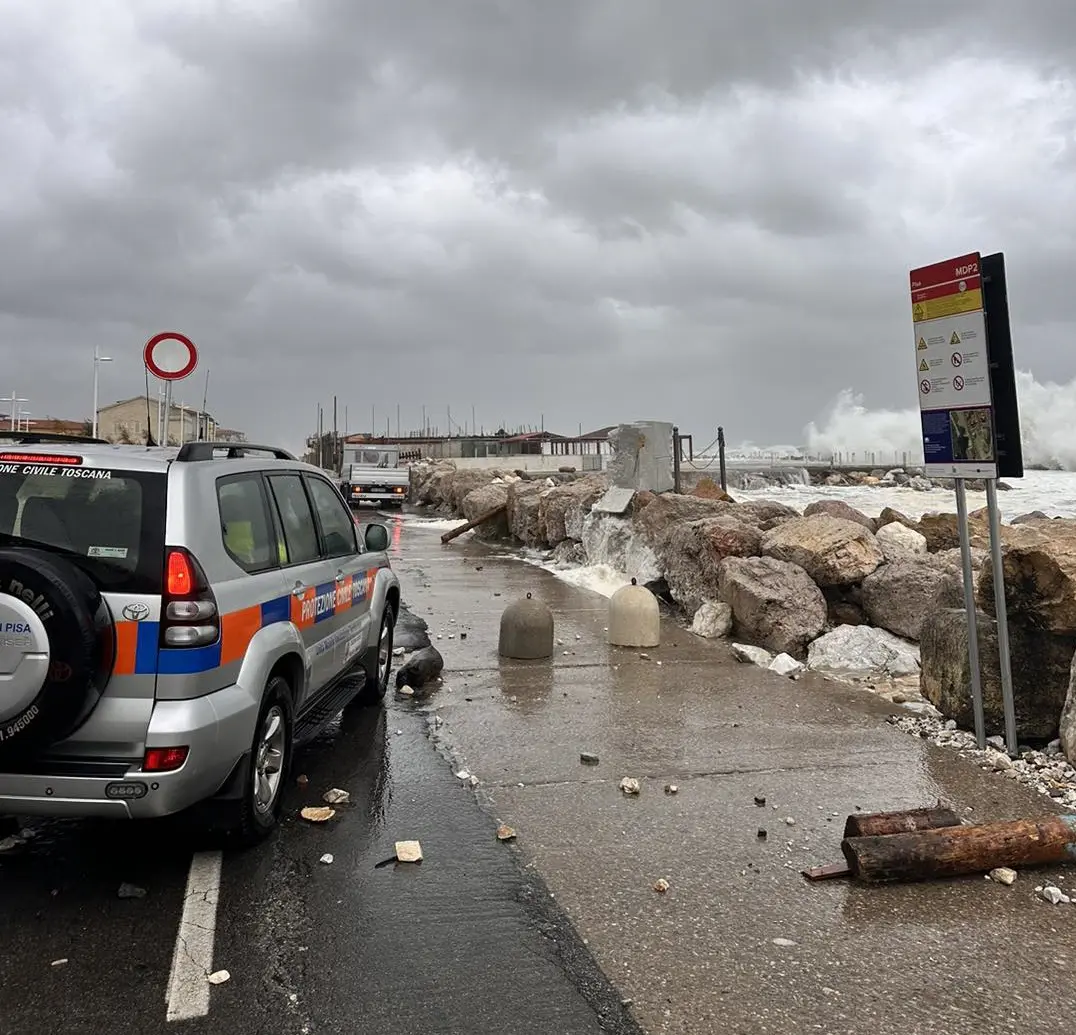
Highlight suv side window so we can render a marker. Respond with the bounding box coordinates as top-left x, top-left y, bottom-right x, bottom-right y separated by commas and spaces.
306, 476, 358, 558
216, 474, 277, 573
266, 474, 321, 565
